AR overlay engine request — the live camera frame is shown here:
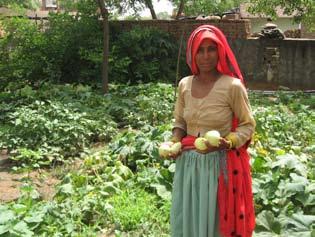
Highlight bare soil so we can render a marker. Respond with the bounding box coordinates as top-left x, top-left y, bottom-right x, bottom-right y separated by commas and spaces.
0, 149, 116, 236
0, 150, 60, 203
